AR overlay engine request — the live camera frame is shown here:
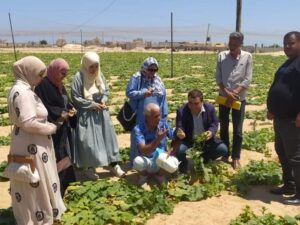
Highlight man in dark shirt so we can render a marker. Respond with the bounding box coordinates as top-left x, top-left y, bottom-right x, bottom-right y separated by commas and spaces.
267, 31, 300, 205
174, 89, 228, 173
